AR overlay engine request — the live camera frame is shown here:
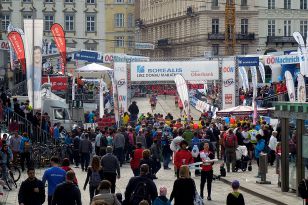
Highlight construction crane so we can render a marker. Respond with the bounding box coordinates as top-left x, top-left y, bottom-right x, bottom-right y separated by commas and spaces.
225, 0, 236, 56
